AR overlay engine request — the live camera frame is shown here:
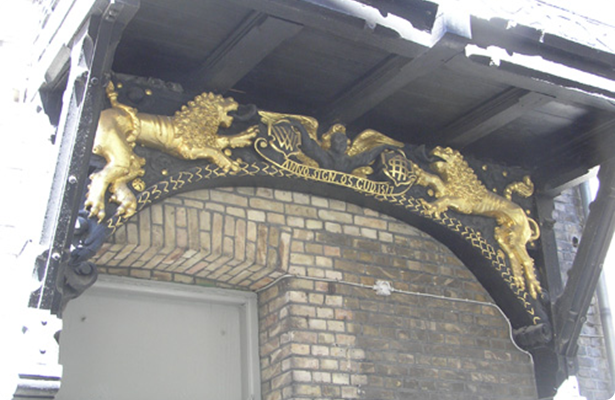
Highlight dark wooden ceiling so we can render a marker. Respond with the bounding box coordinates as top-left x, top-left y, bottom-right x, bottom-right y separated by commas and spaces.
111, 0, 615, 193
